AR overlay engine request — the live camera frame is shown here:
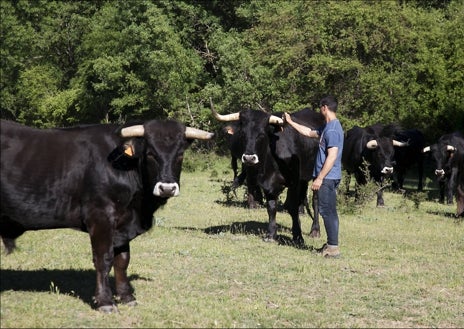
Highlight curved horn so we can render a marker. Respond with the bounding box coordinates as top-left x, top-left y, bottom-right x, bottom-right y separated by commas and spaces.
209, 97, 240, 122
393, 140, 408, 147
447, 145, 456, 151
121, 125, 144, 137
185, 127, 214, 140
269, 115, 284, 125
423, 146, 431, 153
366, 140, 378, 149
